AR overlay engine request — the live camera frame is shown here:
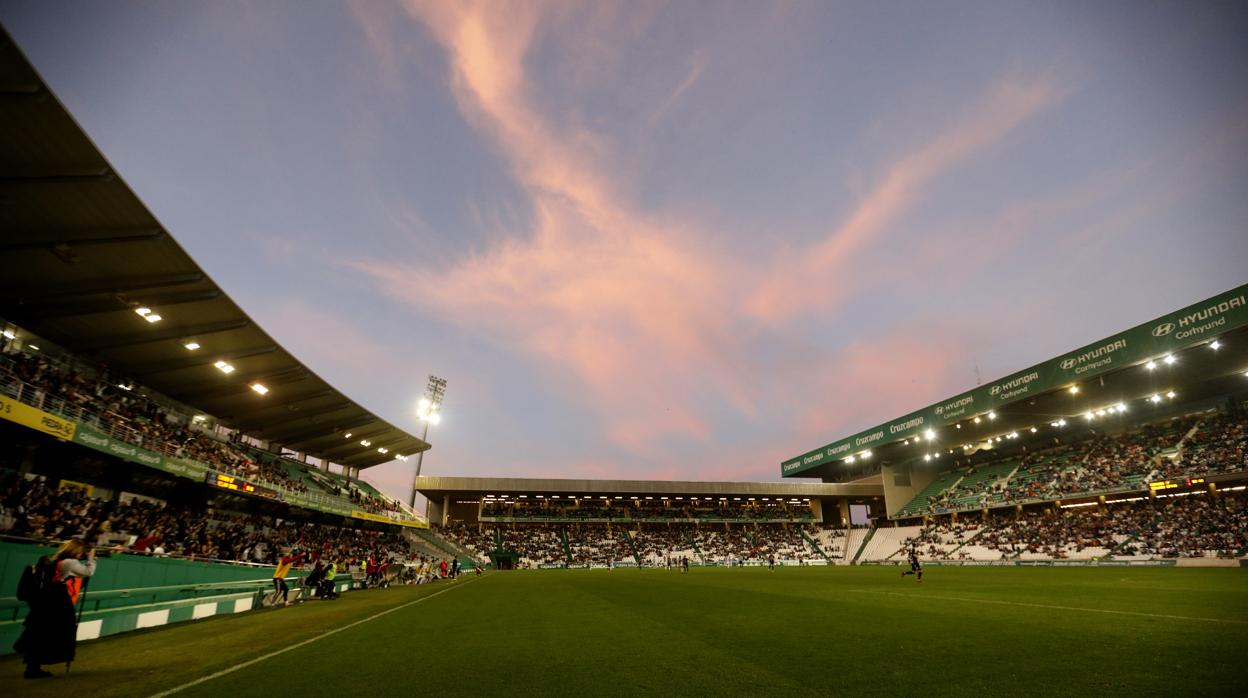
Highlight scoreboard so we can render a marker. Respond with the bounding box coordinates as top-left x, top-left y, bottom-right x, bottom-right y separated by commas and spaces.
205, 471, 282, 499
1149, 477, 1205, 492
